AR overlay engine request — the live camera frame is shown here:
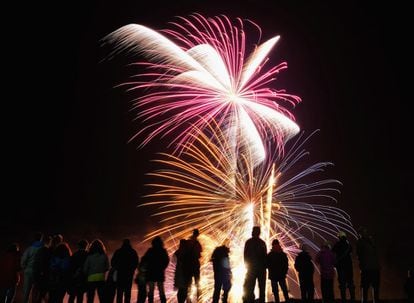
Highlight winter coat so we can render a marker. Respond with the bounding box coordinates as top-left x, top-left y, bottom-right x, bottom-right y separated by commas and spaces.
143, 247, 169, 282
21, 241, 43, 273
332, 238, 353, 272
111, 243, 139, 283
294, 250, 314, 279
211, 245, 231, 280
356, 236, 379, 271
244, 237, 267, 271
83, 252, 109, 282
316, 248, 336, 279
267, 246, 288, 280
